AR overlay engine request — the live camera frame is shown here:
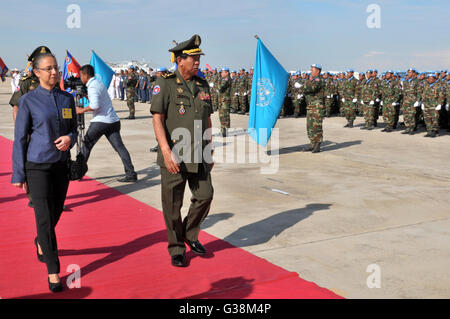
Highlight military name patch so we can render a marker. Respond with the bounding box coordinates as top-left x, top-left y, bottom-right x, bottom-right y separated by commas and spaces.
153, 85, 161, 95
